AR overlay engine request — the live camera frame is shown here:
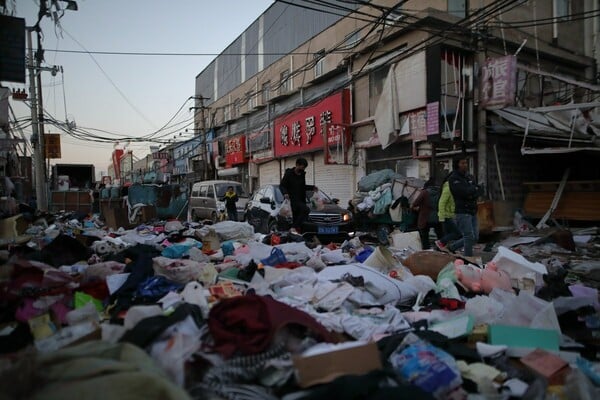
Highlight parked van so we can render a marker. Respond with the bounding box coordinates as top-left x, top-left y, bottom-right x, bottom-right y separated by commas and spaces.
189, 180, 248, 222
